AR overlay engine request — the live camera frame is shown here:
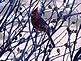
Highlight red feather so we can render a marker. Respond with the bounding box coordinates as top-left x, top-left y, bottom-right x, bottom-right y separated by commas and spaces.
31, 8, 55, 47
